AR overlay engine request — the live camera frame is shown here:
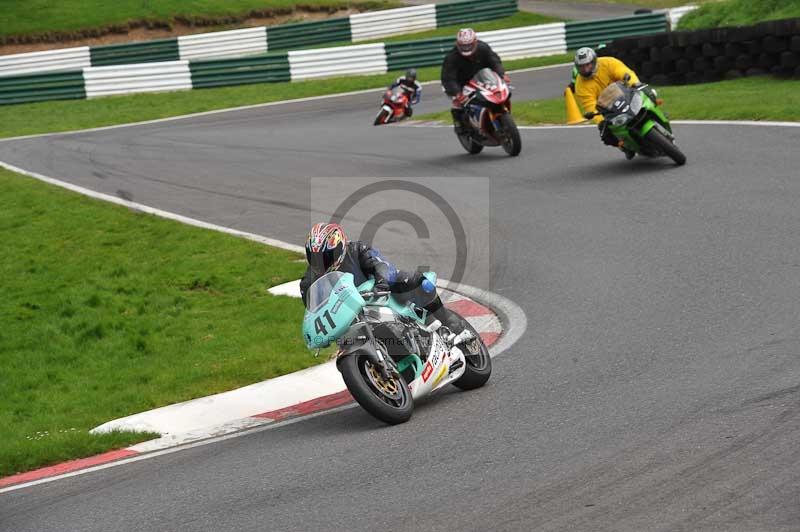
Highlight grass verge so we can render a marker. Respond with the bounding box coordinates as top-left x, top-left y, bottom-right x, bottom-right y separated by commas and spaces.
418, 77, 800, 125
0, 0, 398, 39
0, 165, 311, 477
0, 54, 572, 140
544, 0, 714, 8
678, 0, 800, 30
